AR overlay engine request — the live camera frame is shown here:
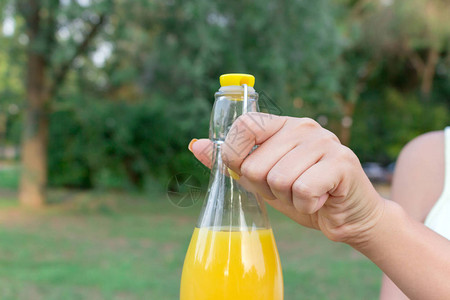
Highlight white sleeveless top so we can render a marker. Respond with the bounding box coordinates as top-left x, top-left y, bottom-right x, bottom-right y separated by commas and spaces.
424, 127, 450, 240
